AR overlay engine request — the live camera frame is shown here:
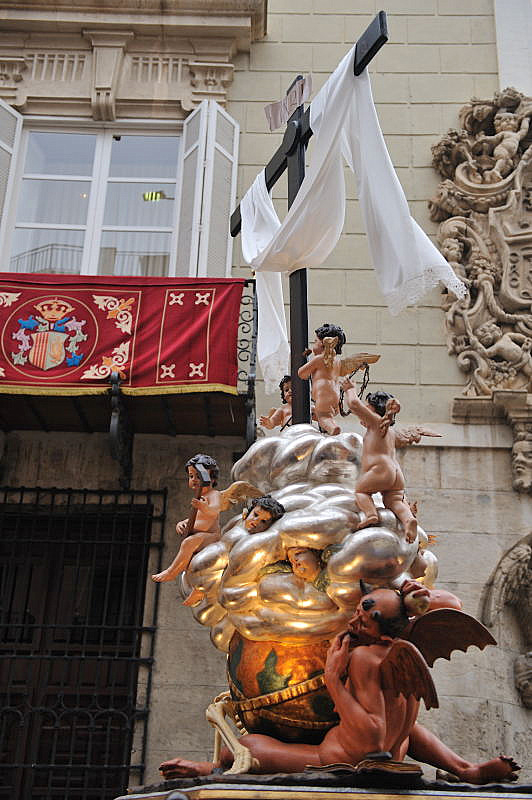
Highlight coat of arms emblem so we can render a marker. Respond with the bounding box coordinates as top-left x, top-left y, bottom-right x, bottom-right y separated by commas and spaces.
11, 297, 88, 370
